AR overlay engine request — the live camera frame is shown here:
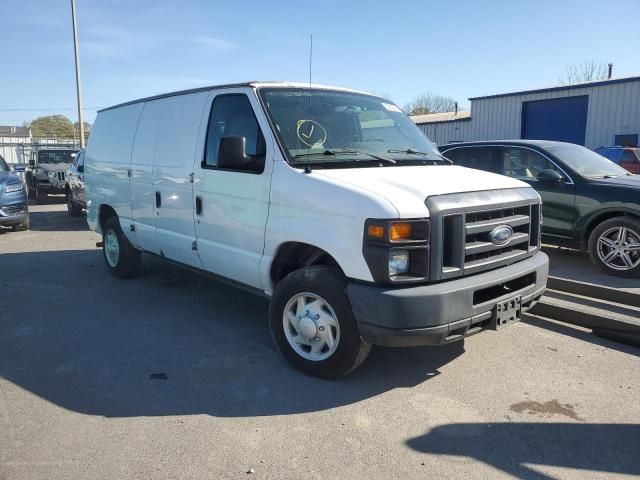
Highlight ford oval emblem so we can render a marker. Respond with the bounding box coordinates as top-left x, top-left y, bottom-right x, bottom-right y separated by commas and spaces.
489, 225, 514, 245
